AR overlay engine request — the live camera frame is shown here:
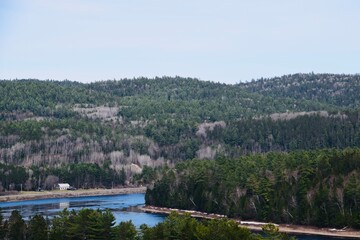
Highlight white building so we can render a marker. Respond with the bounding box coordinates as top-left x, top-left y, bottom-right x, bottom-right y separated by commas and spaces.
57, 183, 70, 190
